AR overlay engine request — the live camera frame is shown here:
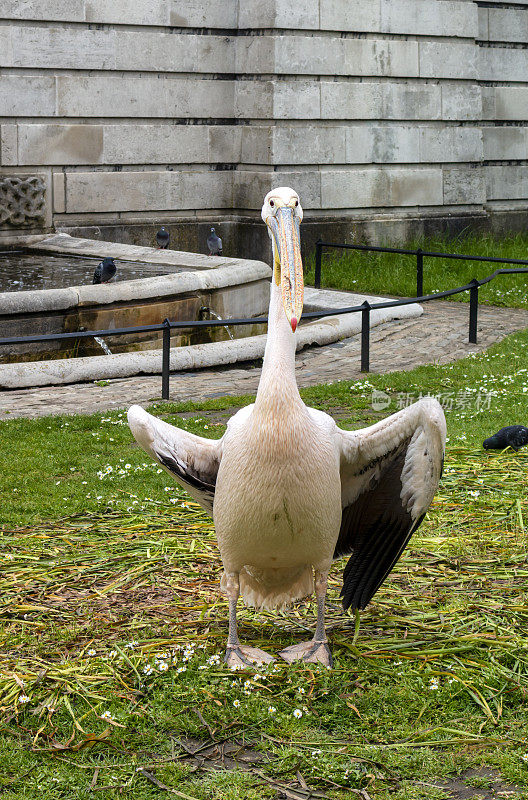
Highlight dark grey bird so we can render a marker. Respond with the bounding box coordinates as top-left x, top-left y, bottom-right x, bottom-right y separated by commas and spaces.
156, 227, 170, 249
207, 227, 222, 256
92, 257, 117, 285
483, 425, 528, 452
